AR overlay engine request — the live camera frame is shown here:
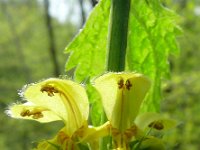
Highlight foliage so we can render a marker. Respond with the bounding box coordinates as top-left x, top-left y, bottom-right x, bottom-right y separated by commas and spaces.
64, 0, 110, 81
1, 0, 200, 149
5, 0, 181, 148
65, 0, 180, 114
126, 0, 181, 112
161, 1, 200, 149
7, 0, 181, 149
162, 72, 200, 150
